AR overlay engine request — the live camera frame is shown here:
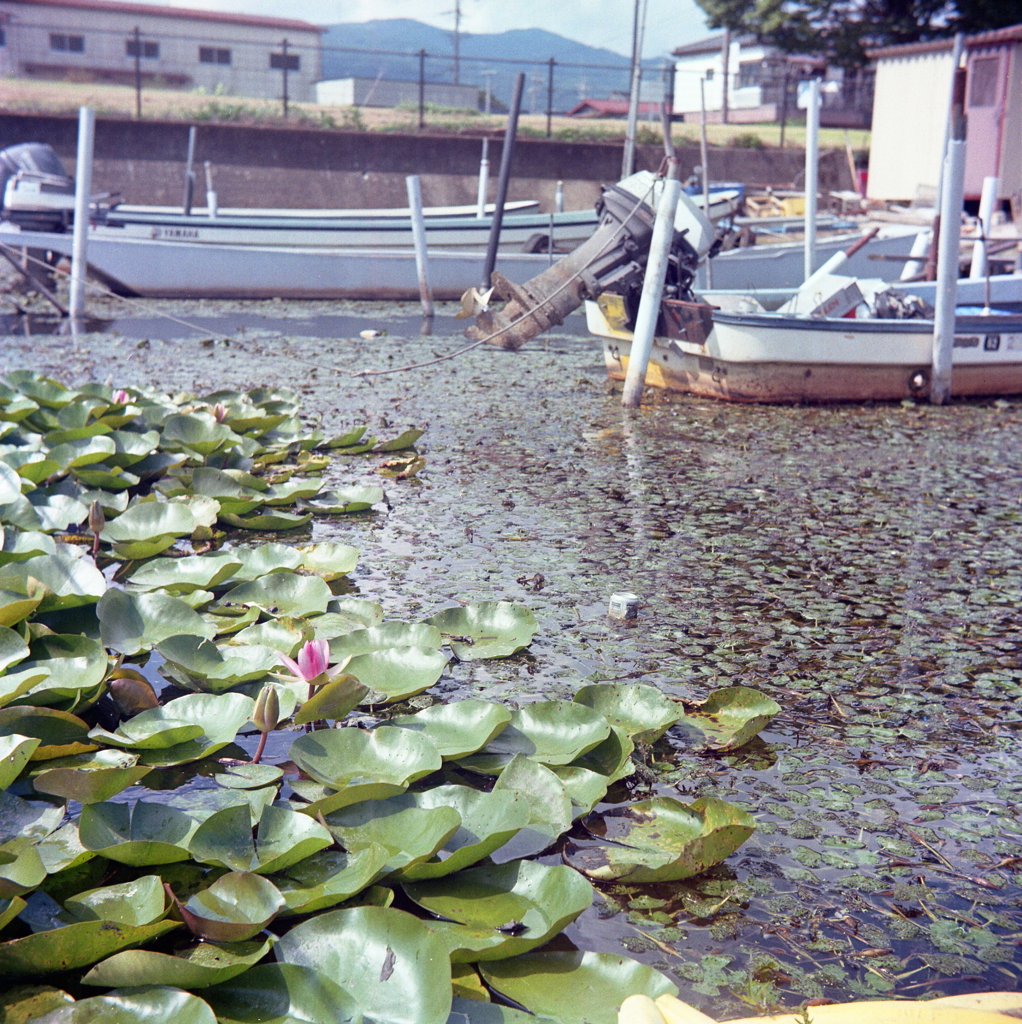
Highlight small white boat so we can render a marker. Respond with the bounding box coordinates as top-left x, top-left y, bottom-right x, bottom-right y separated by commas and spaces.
587, 285, 1022, 403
